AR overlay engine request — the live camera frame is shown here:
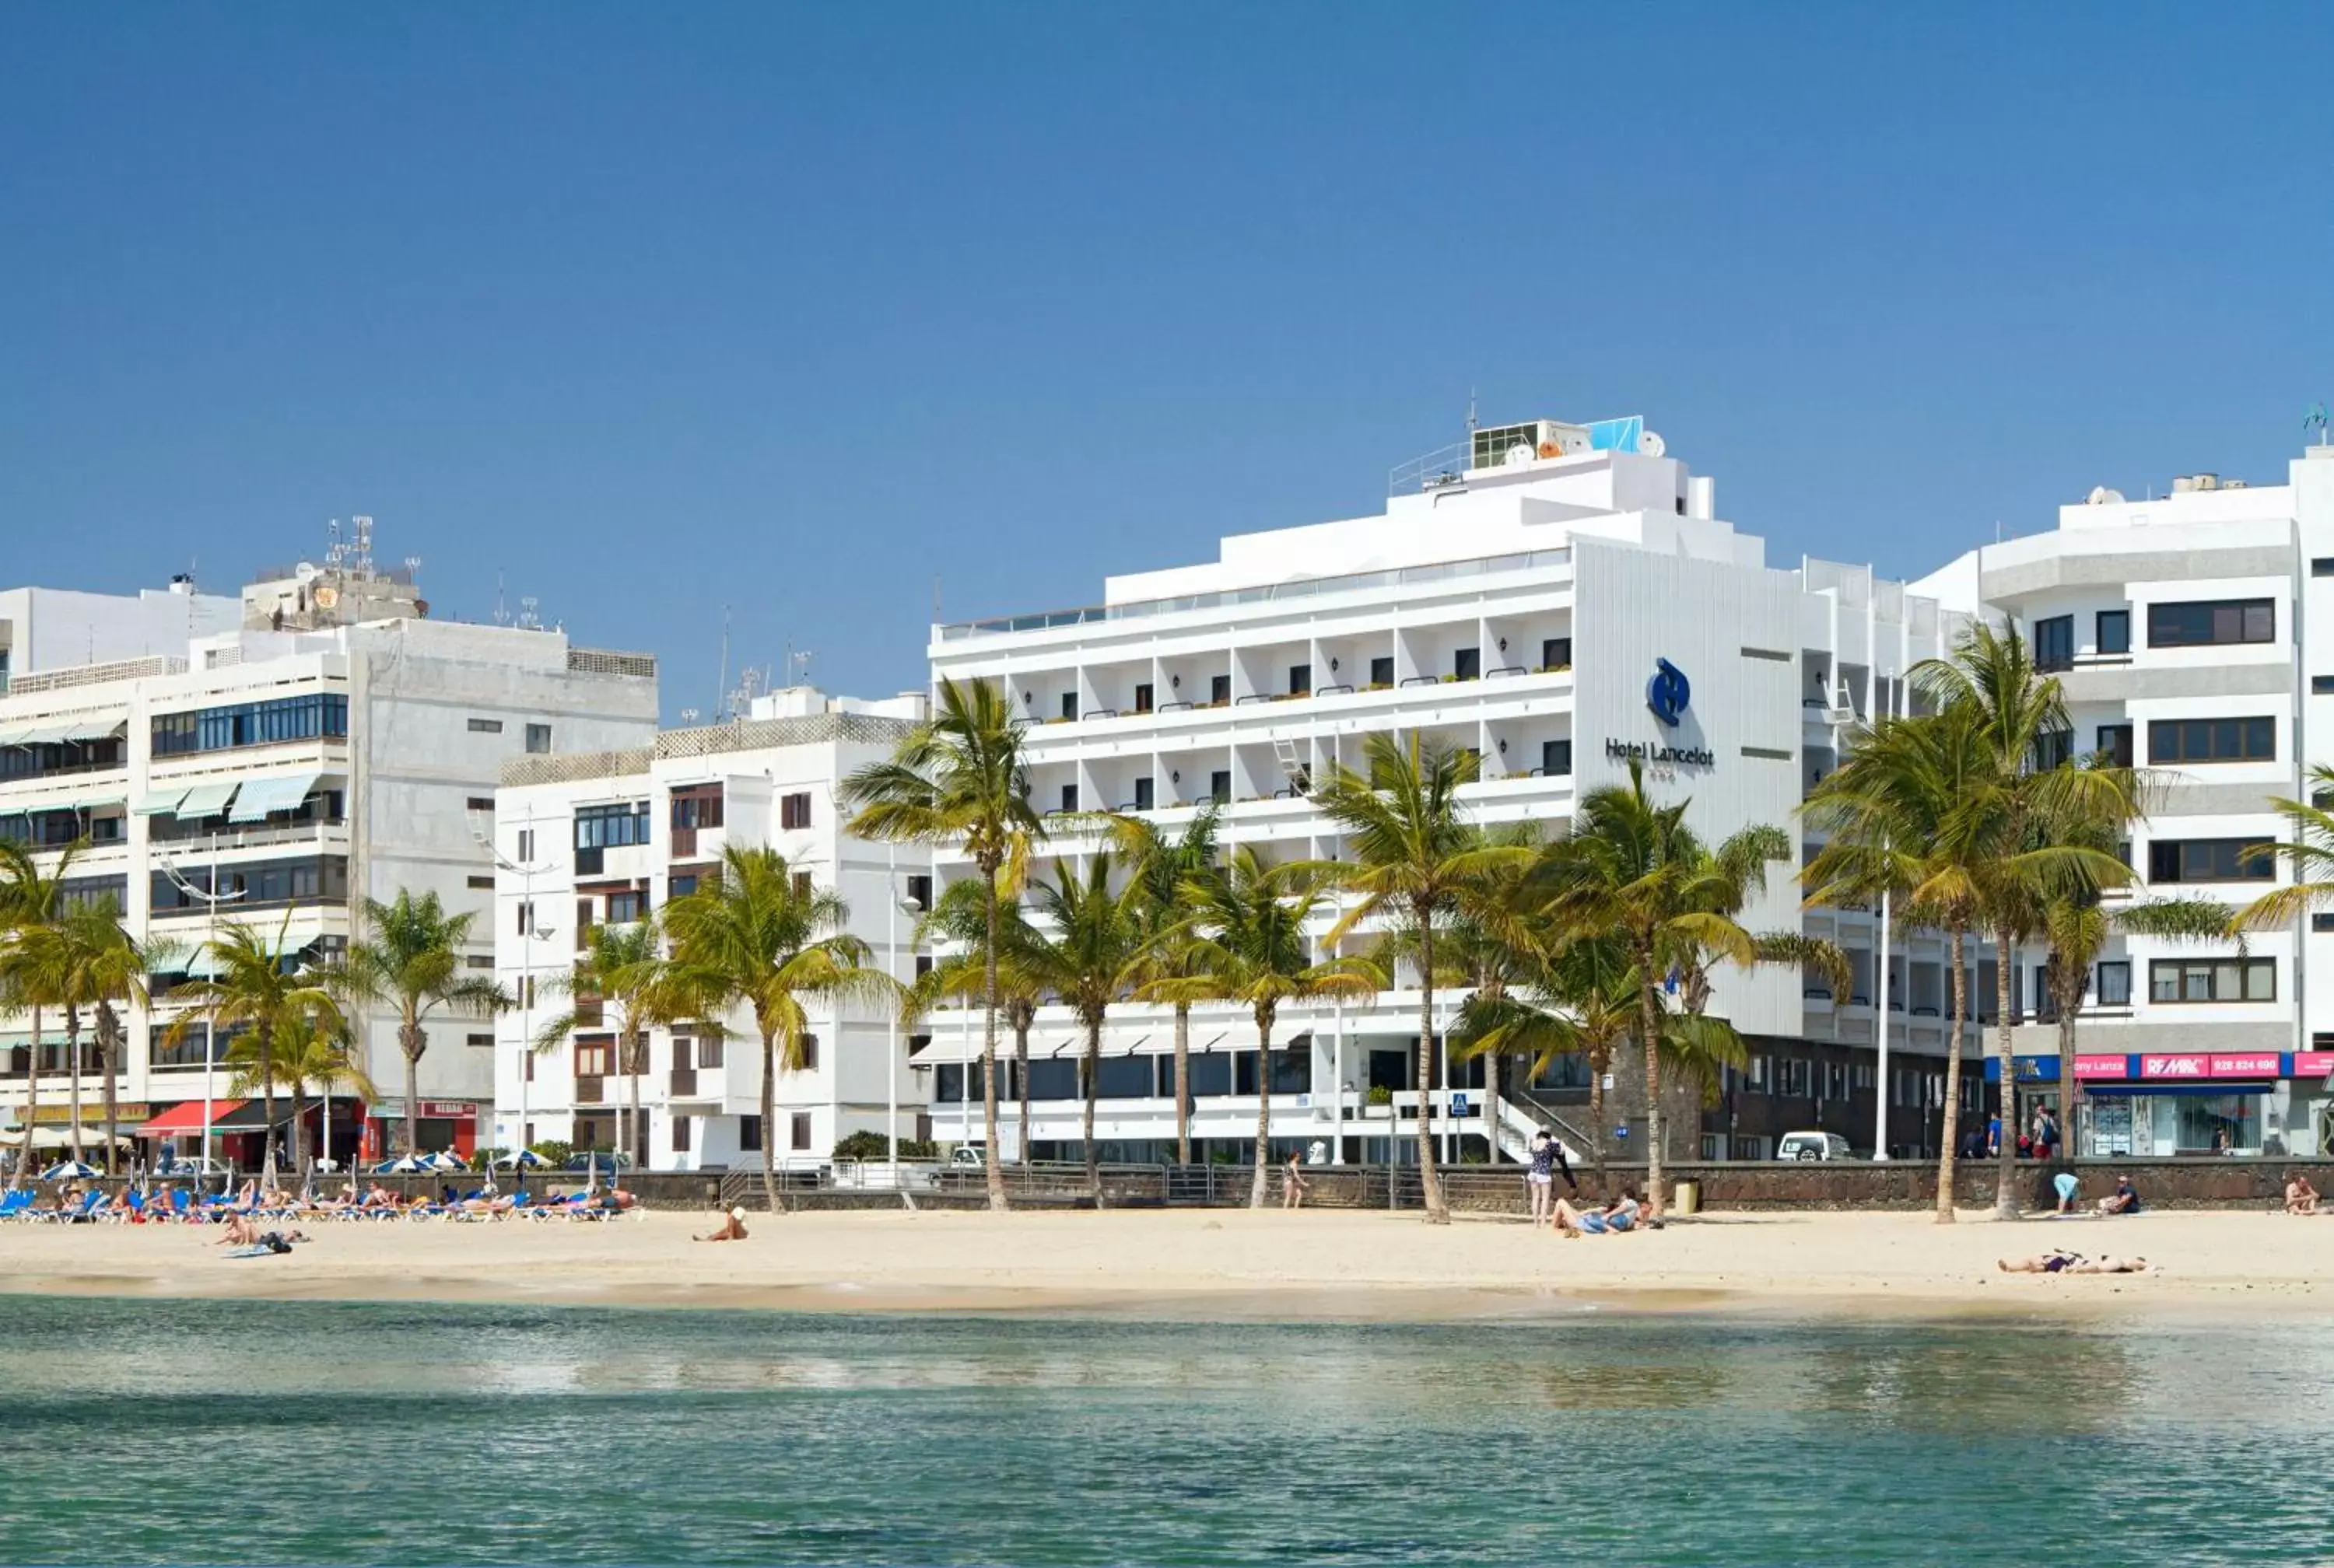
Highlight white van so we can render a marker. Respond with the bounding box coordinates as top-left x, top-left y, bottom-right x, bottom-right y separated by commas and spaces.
1776, 1131, 1854, 1162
